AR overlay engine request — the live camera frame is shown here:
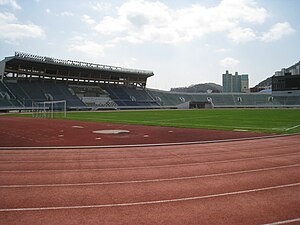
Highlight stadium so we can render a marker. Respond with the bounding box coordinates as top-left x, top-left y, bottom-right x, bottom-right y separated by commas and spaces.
1, 52, 300, 112
0, 52, 299, 225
